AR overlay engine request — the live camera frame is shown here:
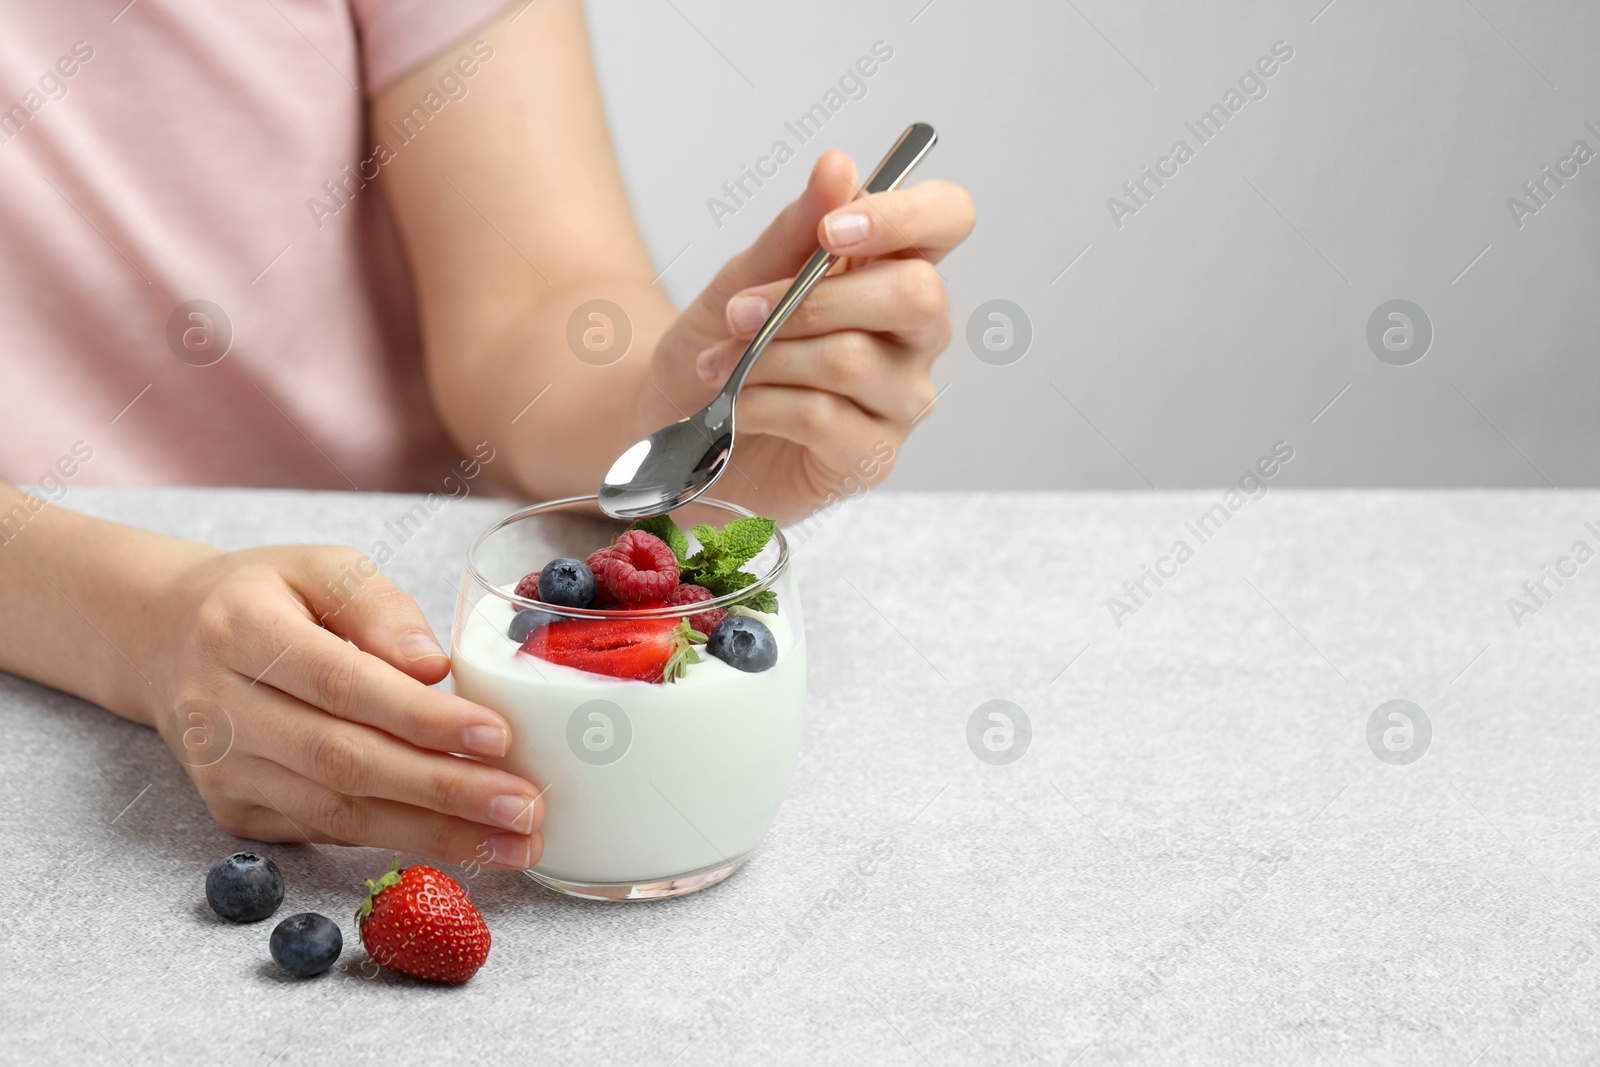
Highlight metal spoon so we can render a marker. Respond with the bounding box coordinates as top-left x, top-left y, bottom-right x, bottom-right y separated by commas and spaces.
598, 122, 938, 519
